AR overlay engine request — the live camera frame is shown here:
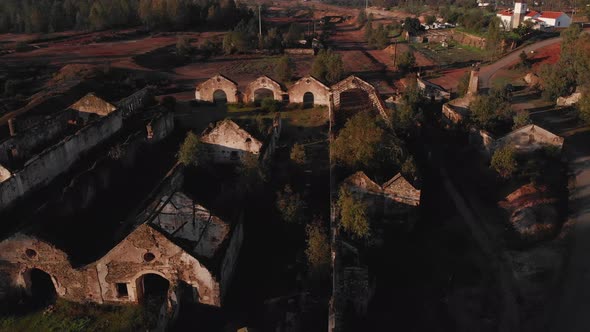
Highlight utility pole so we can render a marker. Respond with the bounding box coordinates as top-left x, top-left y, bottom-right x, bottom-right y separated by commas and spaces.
366, 0, 368, 9
258, 5, 262, 40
